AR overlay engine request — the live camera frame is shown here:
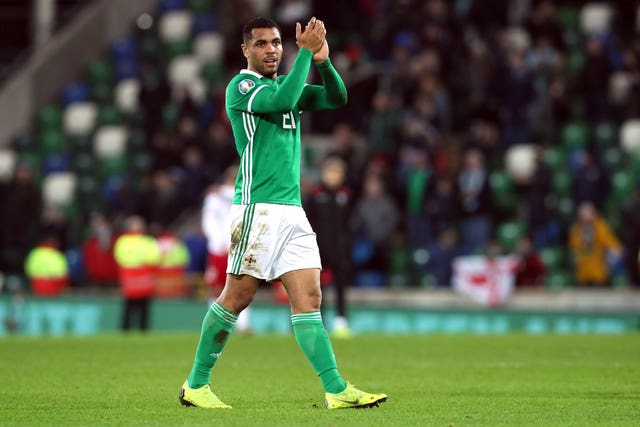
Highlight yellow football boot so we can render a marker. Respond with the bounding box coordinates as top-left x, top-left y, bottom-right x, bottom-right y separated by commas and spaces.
324, 382, 387, 409
179, 381, 231, 409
